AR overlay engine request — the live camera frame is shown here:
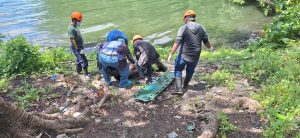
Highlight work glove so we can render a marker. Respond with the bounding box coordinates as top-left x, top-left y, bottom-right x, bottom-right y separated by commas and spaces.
167, 53, 172, 63
79, 49, 85, 54
209, 47, 214, 52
